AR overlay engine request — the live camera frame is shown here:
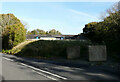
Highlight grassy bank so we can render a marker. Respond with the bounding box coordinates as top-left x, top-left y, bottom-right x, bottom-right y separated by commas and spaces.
2, 40, 34, 55
2, 40, 119, 63
3, 40, 91, 59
